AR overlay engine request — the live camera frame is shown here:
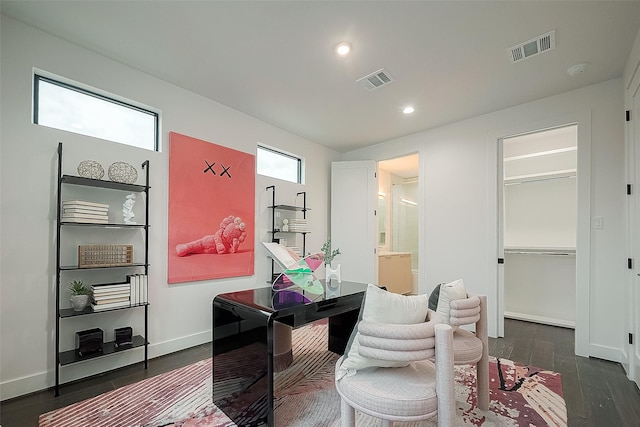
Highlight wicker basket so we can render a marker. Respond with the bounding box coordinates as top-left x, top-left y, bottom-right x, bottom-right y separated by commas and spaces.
78, 244, 133, 268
